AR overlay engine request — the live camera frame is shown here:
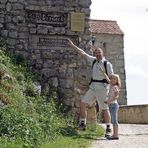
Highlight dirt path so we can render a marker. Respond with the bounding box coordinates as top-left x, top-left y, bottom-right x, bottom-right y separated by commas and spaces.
90, 124, 148, 148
